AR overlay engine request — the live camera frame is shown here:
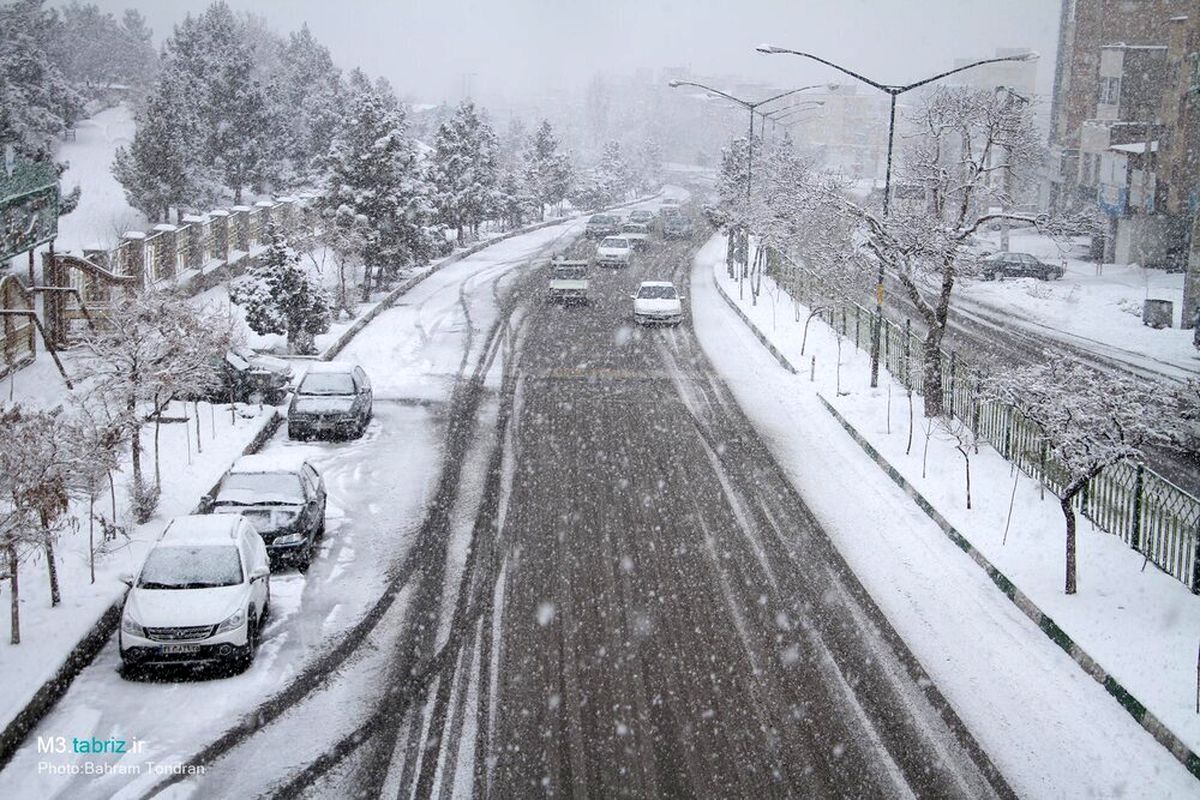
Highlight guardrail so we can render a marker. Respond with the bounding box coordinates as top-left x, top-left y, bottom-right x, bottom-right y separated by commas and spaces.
784, 255, 1200, 591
